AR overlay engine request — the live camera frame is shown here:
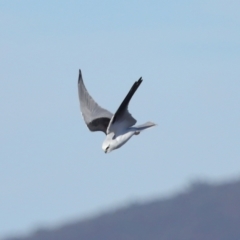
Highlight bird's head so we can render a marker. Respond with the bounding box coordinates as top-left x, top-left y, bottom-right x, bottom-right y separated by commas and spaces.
102, 141, 112, 153
102, 134, 115, 153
